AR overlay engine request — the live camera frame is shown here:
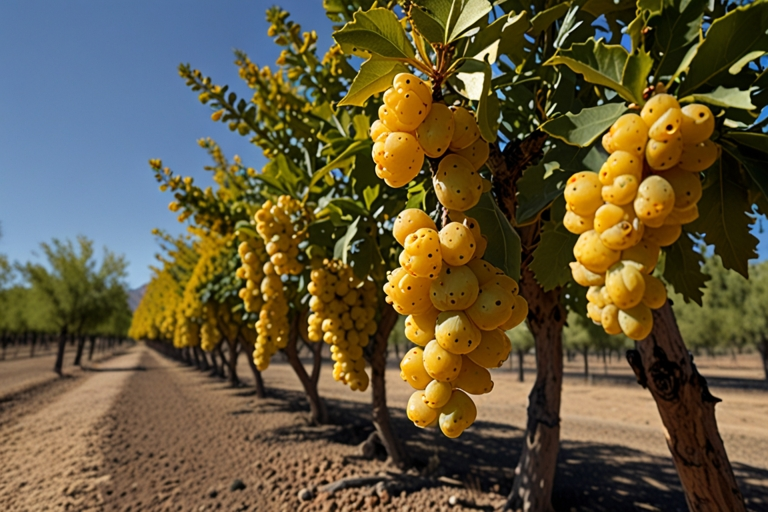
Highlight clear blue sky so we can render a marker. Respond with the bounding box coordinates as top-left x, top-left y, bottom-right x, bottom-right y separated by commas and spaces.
0, 0, 333, 289
1, 2, 766, 290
